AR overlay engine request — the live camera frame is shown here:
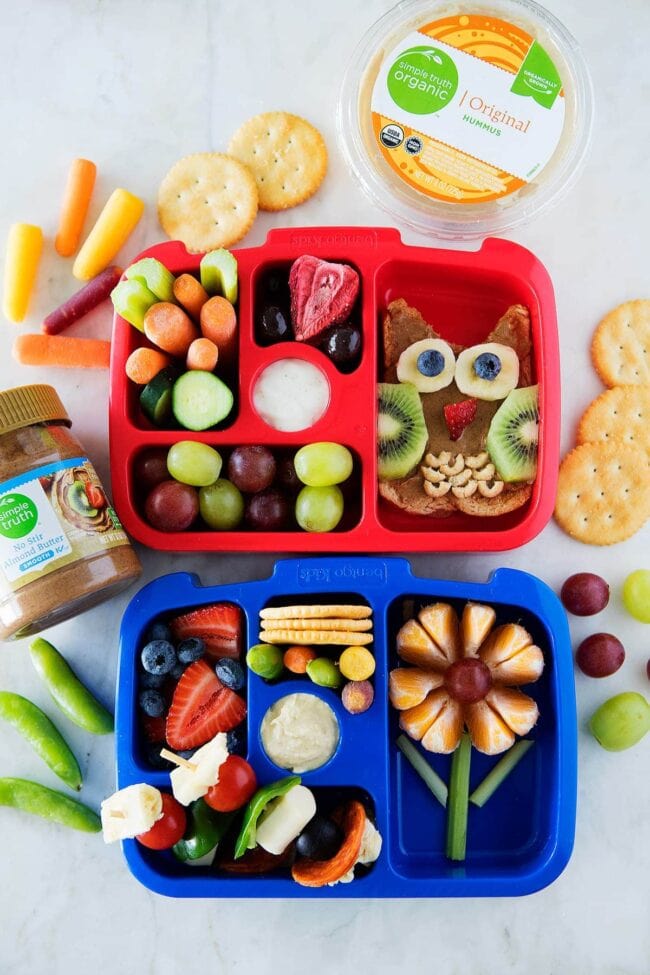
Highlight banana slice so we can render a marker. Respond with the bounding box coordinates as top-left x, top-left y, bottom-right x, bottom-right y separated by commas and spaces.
397, 339, 456, 394
455, 343, 520, 401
